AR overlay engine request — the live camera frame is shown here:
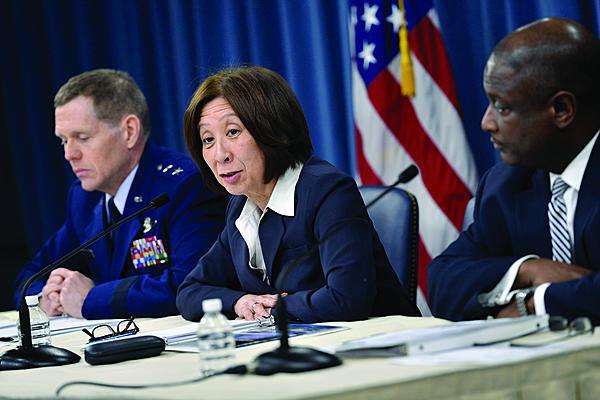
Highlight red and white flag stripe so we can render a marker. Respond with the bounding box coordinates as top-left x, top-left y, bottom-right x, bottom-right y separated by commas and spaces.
352, 6, 477, 314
